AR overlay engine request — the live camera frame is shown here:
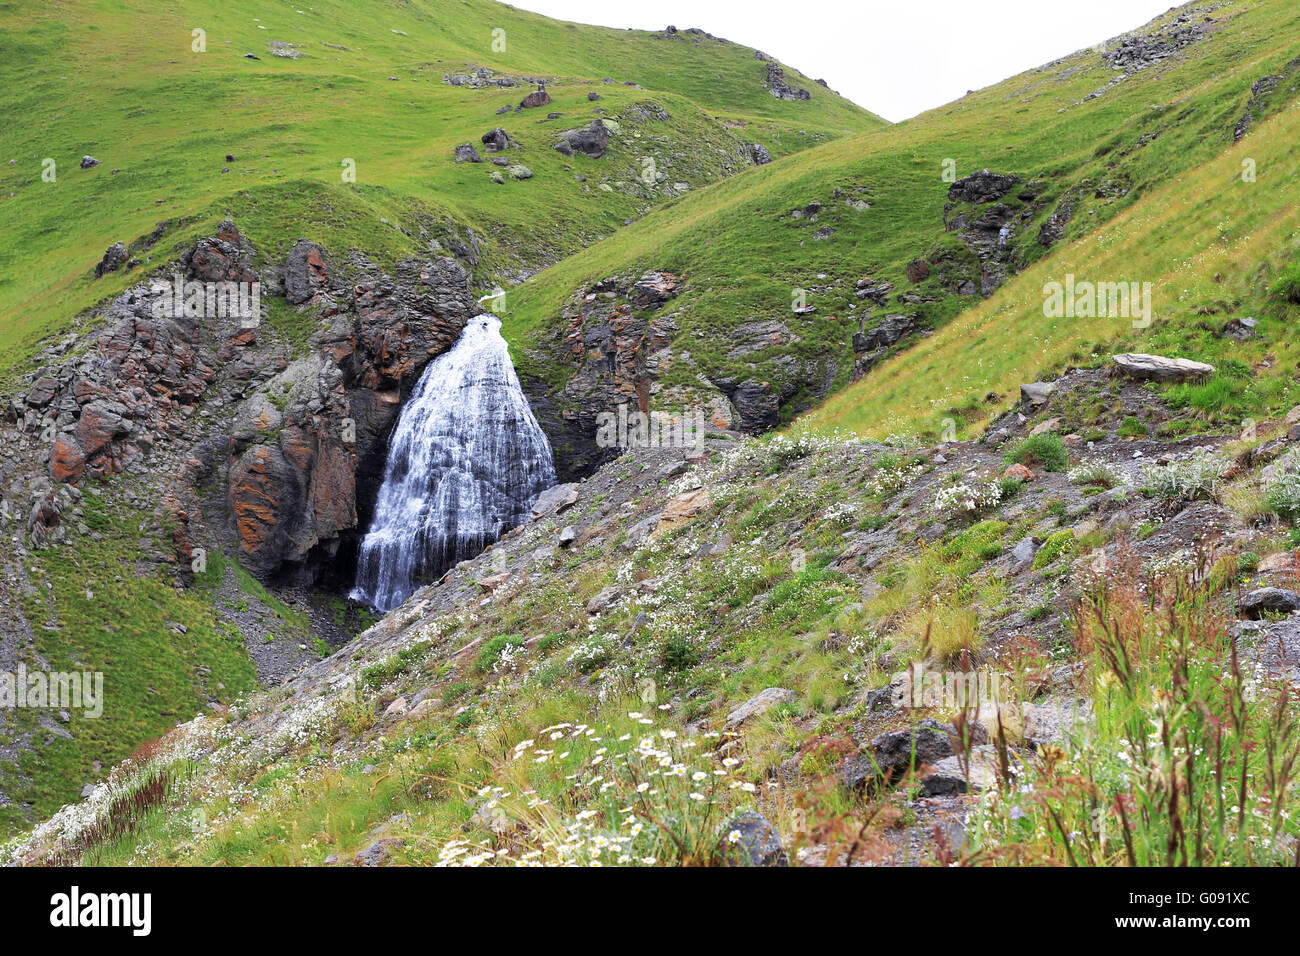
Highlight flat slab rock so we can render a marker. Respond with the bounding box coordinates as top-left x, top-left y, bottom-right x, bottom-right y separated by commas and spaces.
531, 482, 579, 517
654, 486, 711, 534
1112, 353, 1215, 383
1240, 587, 1300, 619
724, 687, 794, 730
920, 746, 1003, 796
